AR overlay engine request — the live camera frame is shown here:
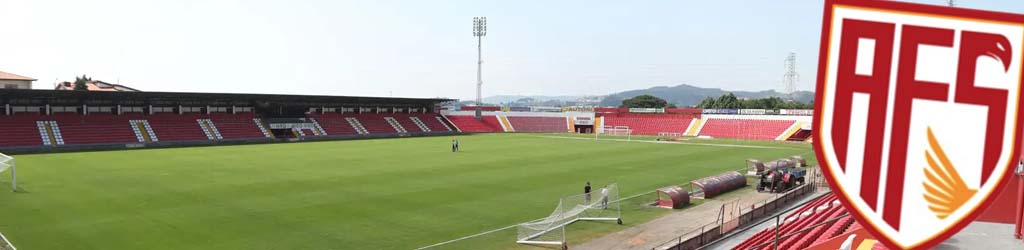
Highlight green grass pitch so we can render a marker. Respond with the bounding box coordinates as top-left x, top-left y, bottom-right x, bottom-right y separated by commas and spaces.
0, 134, 811, 250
